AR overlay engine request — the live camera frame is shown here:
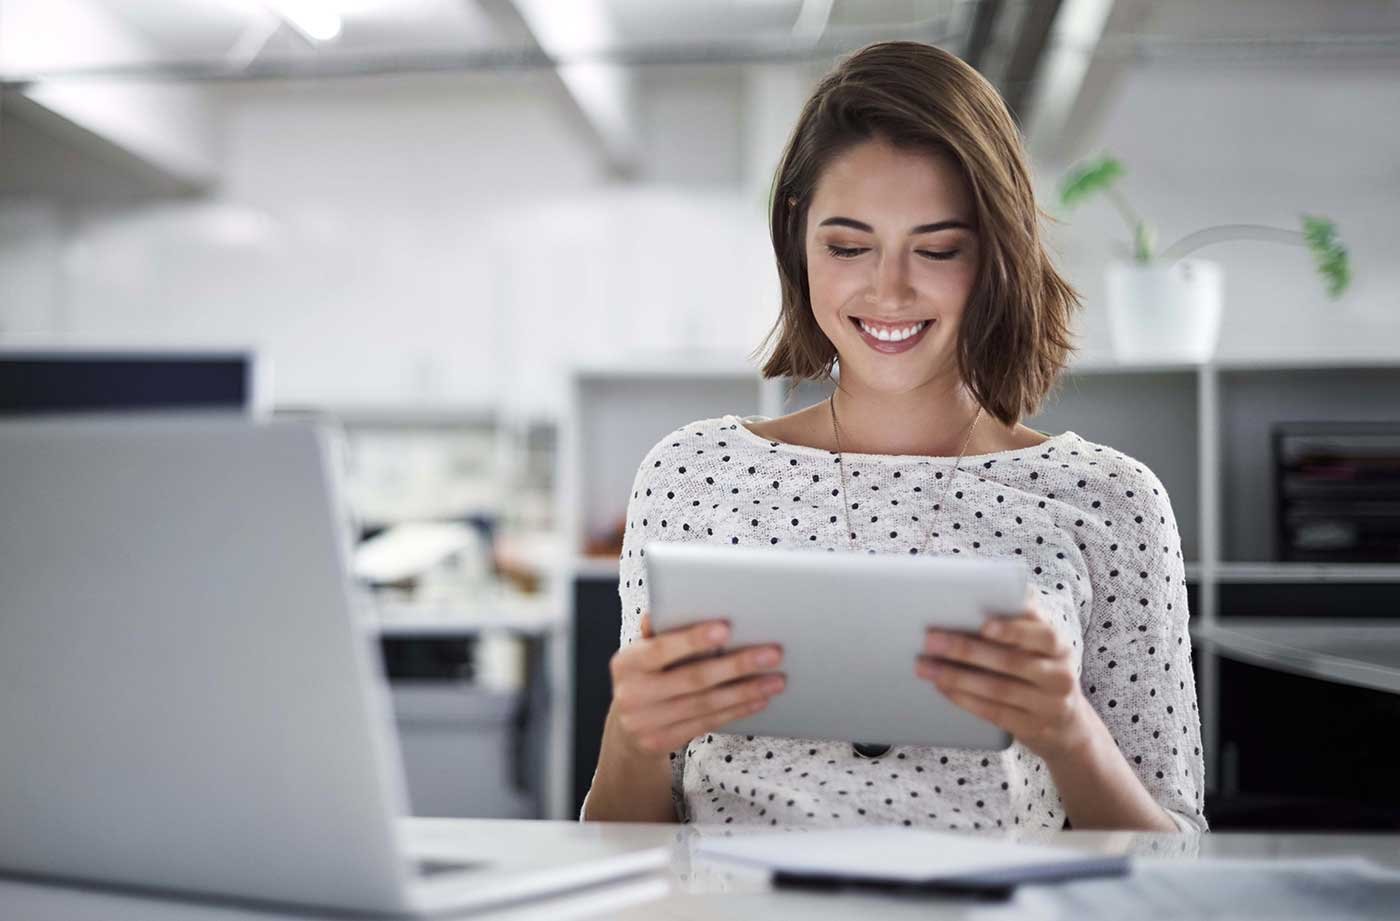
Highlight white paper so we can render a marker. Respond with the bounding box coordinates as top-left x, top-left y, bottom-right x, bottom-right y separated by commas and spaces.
695, 827, 1119, 881
1019, 857, 1400, 920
